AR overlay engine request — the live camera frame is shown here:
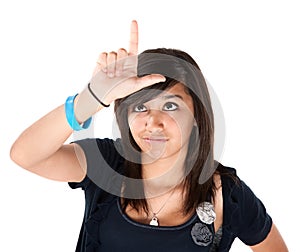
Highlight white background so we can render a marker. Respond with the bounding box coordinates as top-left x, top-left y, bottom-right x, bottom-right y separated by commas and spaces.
1, 0, 299, 251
